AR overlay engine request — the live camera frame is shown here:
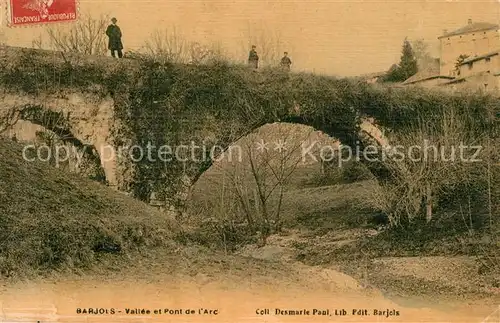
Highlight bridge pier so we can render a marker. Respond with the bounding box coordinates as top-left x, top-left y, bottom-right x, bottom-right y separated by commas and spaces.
94, 141, 118, 188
